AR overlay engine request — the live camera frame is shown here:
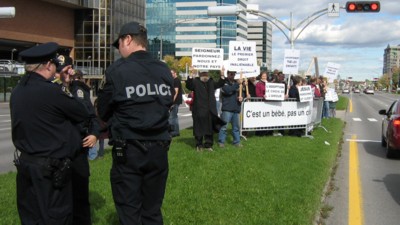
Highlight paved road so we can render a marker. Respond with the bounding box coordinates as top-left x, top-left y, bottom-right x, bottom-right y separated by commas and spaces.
0, 101, 14, 173
324, 91, 400, 225
0, 102, 193, 174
